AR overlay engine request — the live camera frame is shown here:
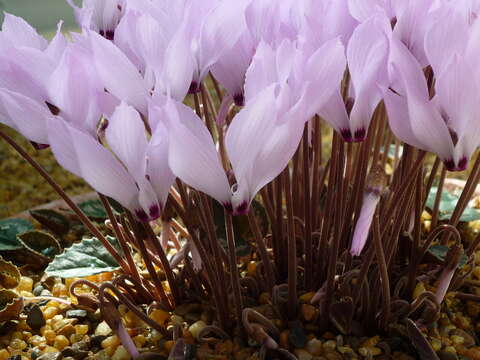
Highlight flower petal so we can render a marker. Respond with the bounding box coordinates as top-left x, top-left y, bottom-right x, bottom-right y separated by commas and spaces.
47, 117, 139, 211
350, 192, 379, 256
0, 13, 48, 50
159, 99, 231, 207
90, 31, 150, 114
